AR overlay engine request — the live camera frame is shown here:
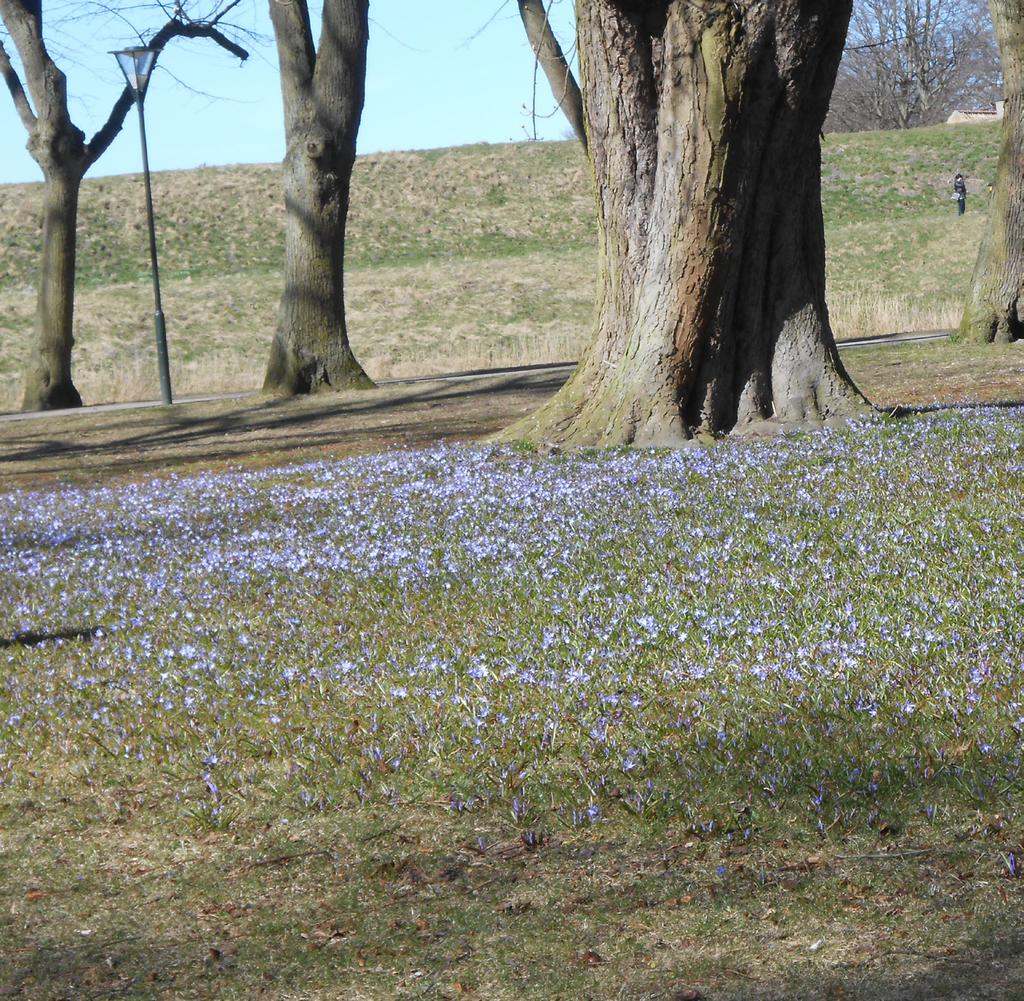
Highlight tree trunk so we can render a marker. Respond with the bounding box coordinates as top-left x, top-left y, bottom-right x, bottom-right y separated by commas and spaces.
506, 1, 866, 446
959, 0, 1024, 344
21, 163, 84, 409
518, 0, 587, 150
1, 0, 89, 411
2, 0, 249, 411
263, 0, 372, 395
